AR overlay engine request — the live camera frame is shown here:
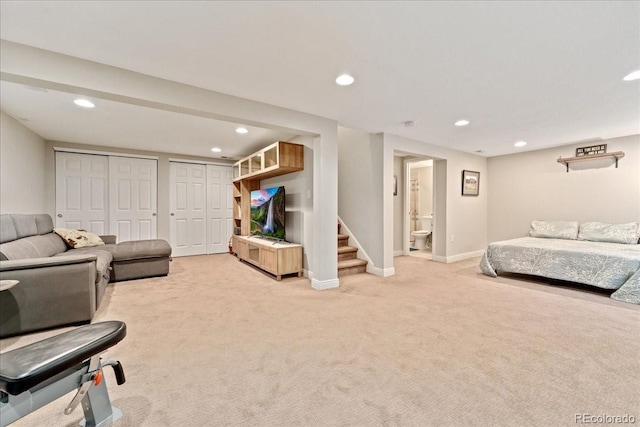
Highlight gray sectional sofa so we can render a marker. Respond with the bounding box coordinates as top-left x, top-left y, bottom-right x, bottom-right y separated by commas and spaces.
0, 214, 172, 337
